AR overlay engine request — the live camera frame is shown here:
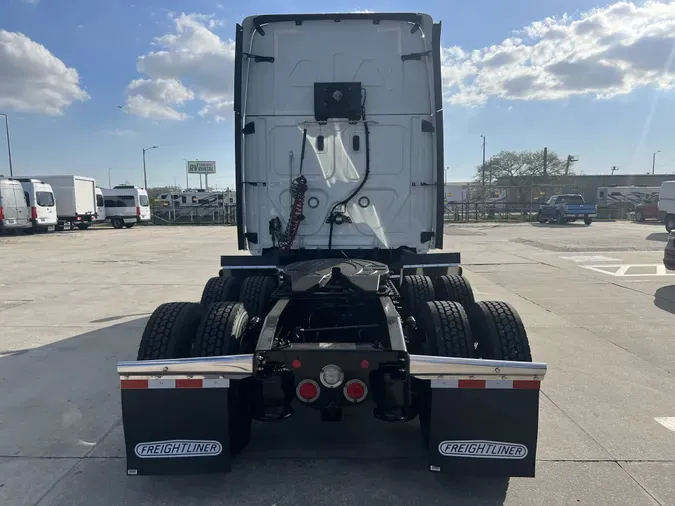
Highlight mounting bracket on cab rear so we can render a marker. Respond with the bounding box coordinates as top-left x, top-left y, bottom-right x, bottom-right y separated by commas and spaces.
314, 82, 362, 122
